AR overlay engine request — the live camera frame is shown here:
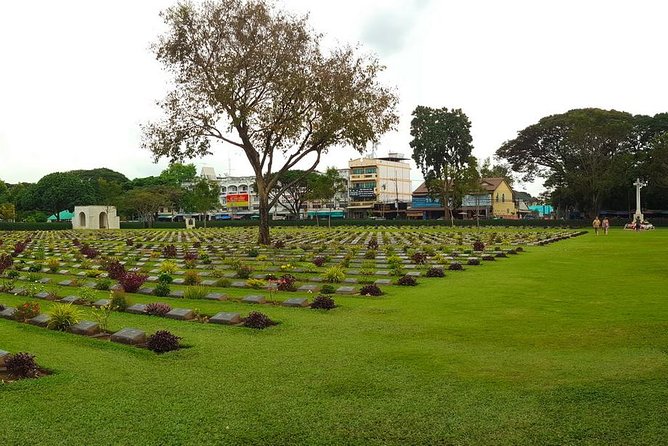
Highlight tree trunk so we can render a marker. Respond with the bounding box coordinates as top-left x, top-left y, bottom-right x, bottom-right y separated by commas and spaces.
258, 193, 271, 245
